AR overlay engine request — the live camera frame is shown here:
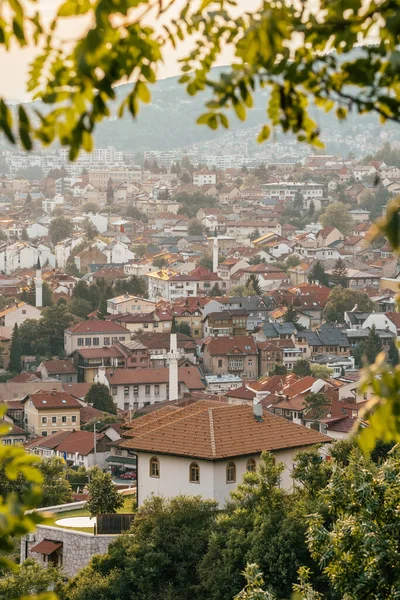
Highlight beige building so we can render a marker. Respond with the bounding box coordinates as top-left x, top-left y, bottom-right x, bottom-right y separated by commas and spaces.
22, 391, 81, 437
0, 302, 42, 338
64, 320, 129, 355
106, 294, 157, 315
